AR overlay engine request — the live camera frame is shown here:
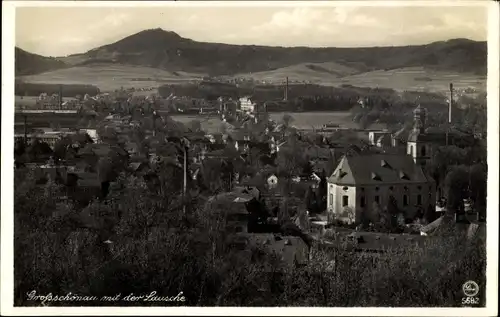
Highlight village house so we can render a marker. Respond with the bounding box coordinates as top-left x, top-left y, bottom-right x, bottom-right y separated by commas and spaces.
238, 96, 257, 113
